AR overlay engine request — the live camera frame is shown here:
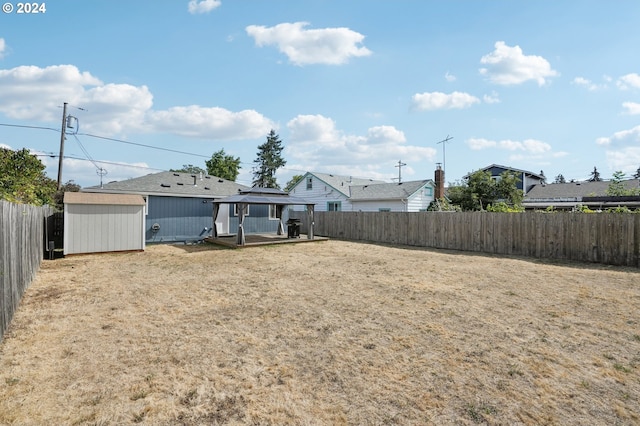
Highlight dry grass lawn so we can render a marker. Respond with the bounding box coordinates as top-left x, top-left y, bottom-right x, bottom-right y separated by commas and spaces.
1, 240, 639, 425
